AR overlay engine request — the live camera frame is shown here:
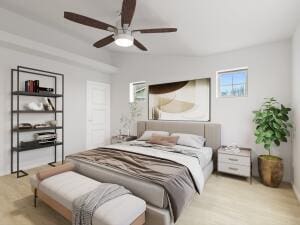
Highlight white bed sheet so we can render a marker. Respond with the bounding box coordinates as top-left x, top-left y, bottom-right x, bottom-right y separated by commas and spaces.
124, 141, 213, 169
172, 144, 213, 168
